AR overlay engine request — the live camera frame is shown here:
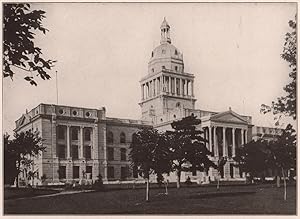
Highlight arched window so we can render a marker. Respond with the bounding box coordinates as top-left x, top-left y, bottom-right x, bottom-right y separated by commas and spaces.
120, 132, 126, 143
107, 131, 113, 144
